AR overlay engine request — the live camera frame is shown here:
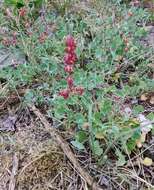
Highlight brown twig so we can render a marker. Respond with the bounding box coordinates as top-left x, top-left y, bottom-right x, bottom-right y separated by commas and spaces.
9, 153, 19, 190
29, 105, 103, 190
